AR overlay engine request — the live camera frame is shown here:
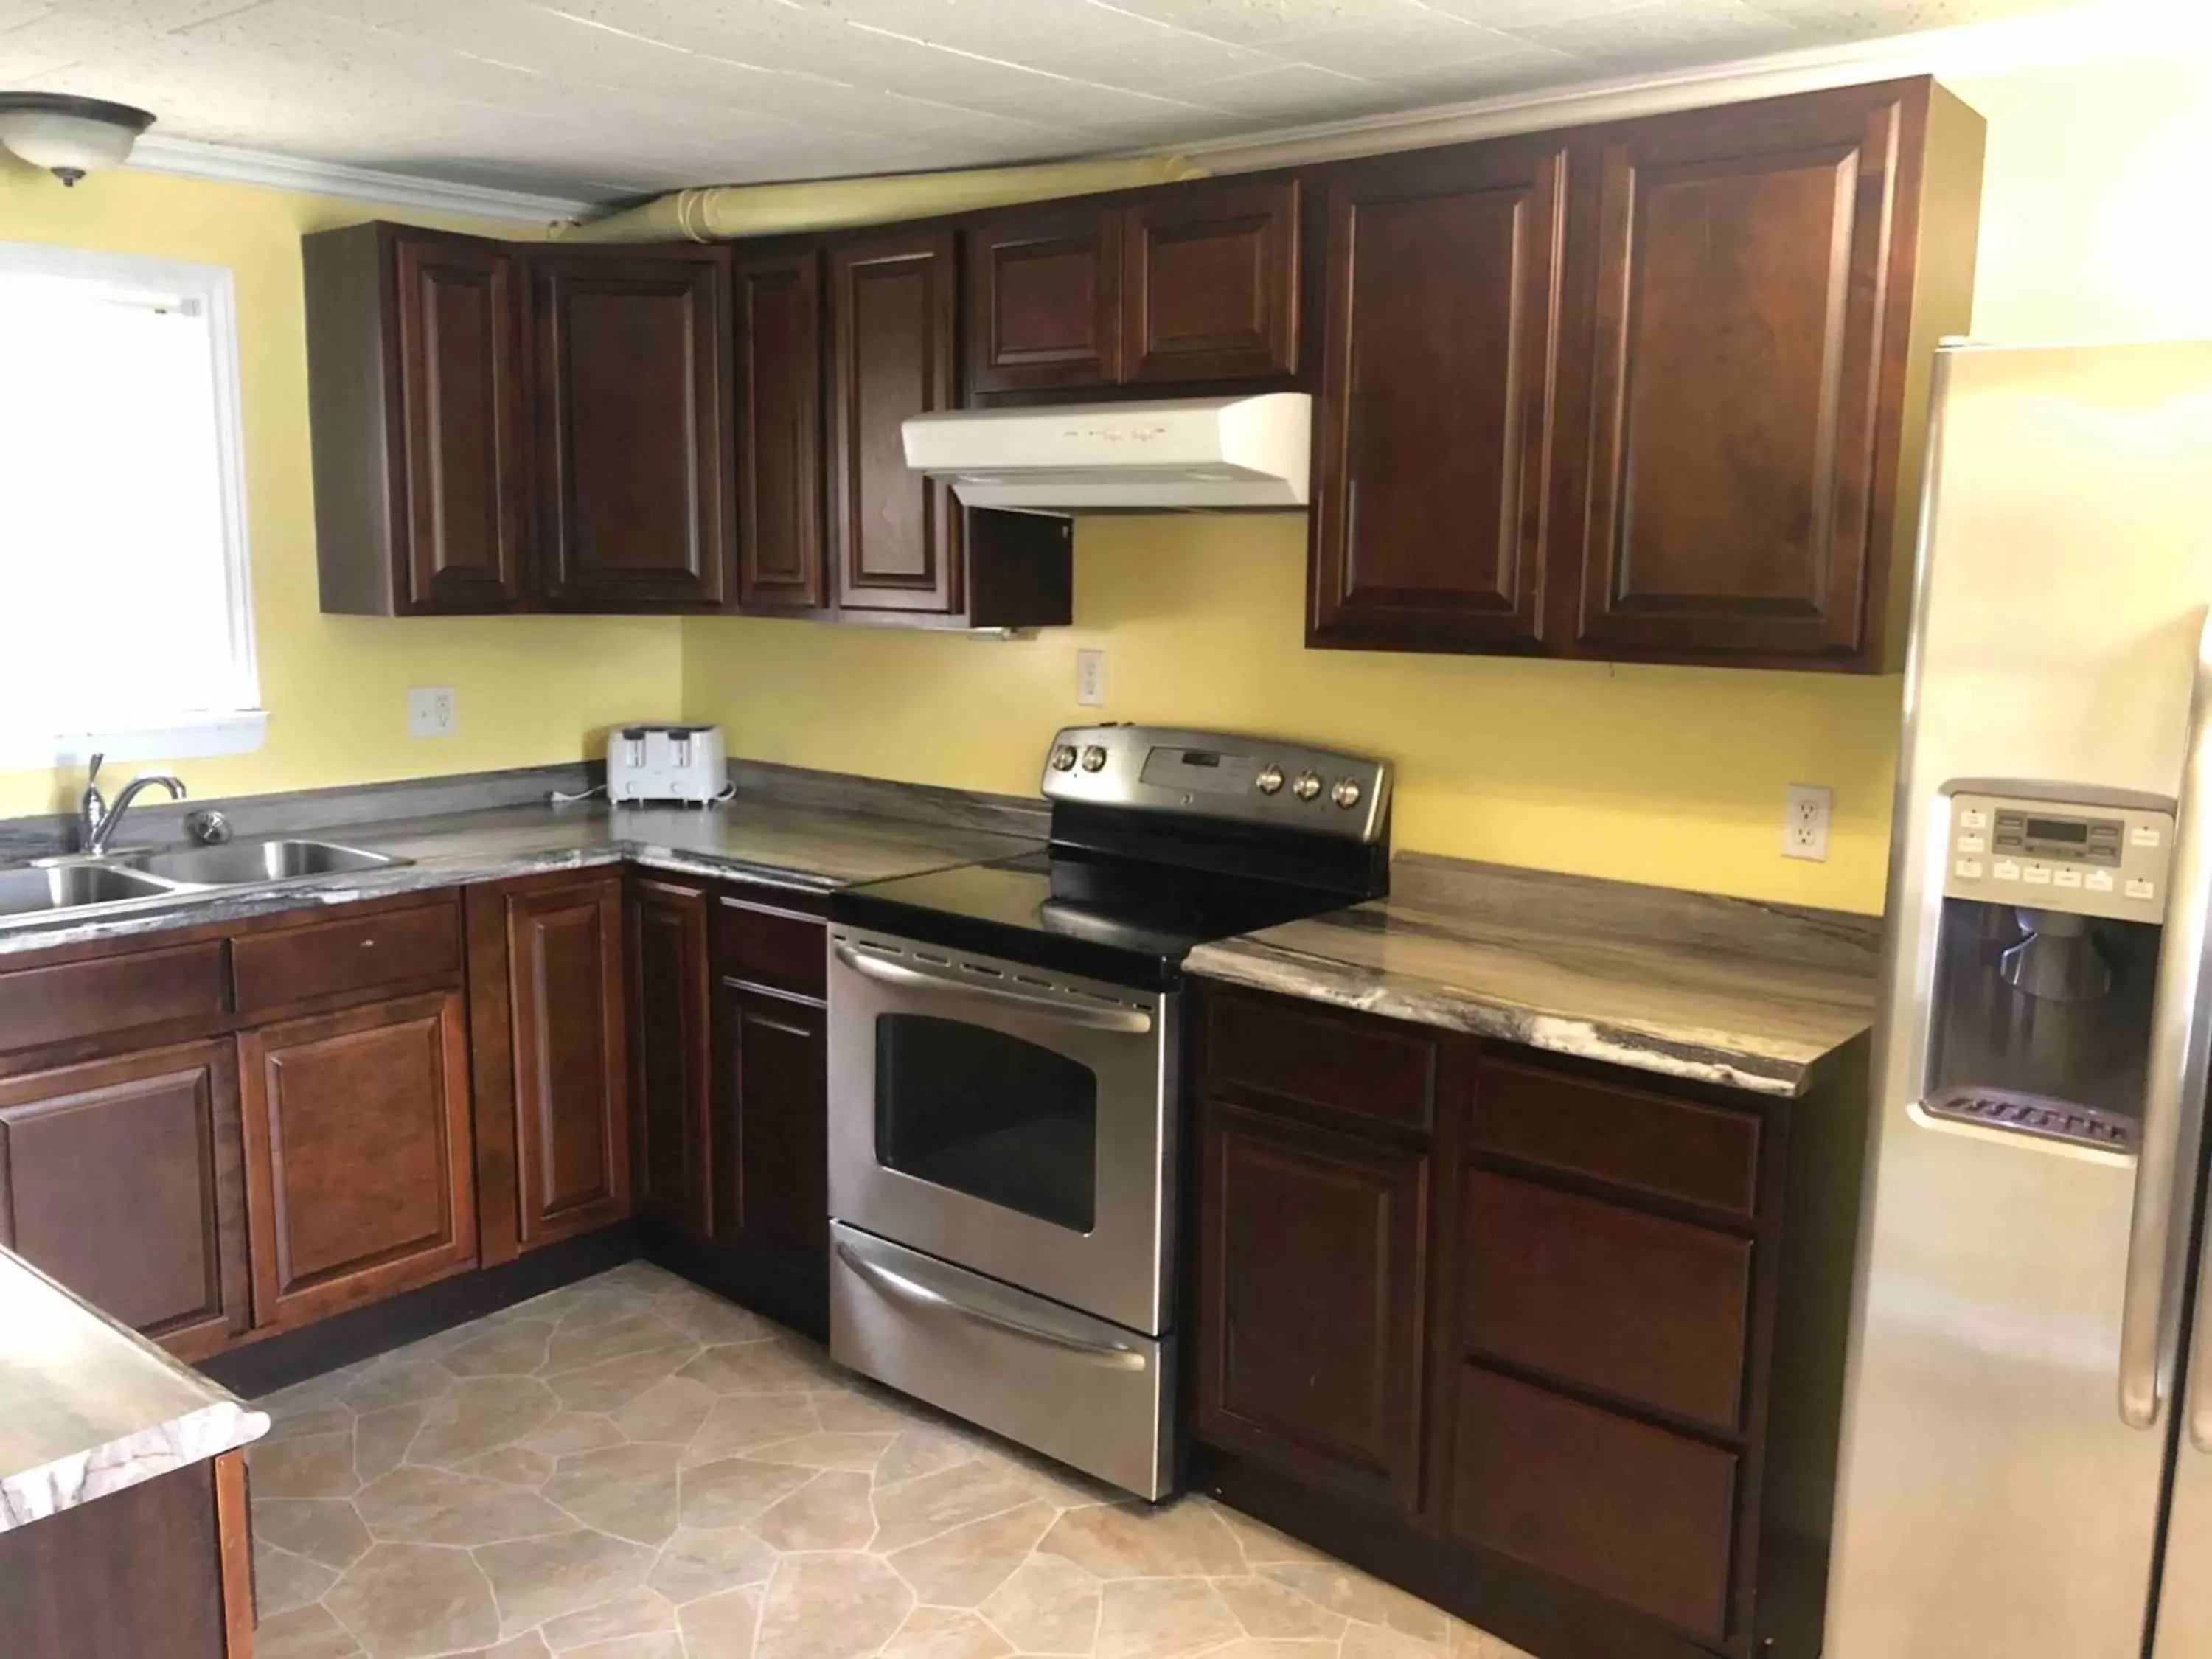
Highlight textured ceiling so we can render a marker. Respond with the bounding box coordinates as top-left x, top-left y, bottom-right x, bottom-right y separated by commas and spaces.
2, 0, 2085, 205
